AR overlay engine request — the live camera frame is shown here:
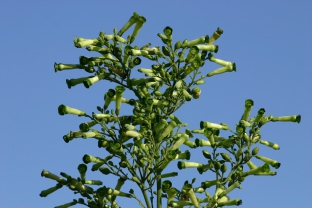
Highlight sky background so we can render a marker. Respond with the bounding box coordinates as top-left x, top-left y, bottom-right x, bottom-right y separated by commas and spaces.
1, 0, 311, 208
